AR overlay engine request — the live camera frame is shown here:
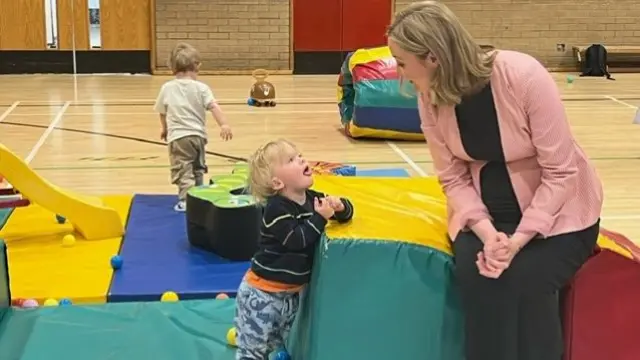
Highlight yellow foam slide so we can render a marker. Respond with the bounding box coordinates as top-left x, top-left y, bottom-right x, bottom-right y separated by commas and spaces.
0, 144, 124, 240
